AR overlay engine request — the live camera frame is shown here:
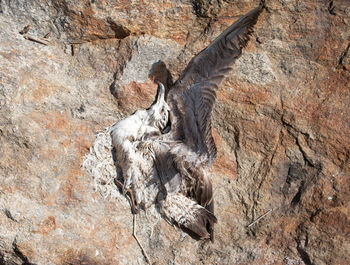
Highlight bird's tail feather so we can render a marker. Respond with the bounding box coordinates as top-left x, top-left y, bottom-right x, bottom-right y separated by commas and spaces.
159, 193, 217, 240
